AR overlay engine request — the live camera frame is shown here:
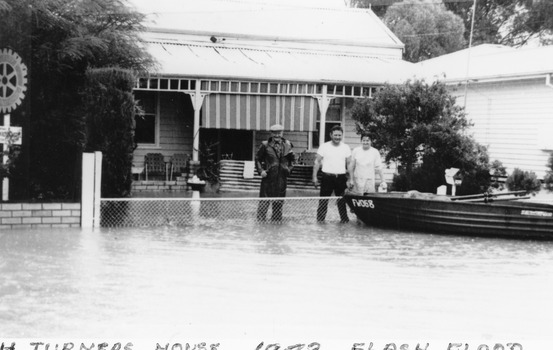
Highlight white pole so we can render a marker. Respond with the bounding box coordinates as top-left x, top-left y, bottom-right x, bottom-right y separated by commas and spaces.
2, 114, 10, 201
93, 151, 102, 228
463, 0, 478, 107
81, 152, 95, 227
